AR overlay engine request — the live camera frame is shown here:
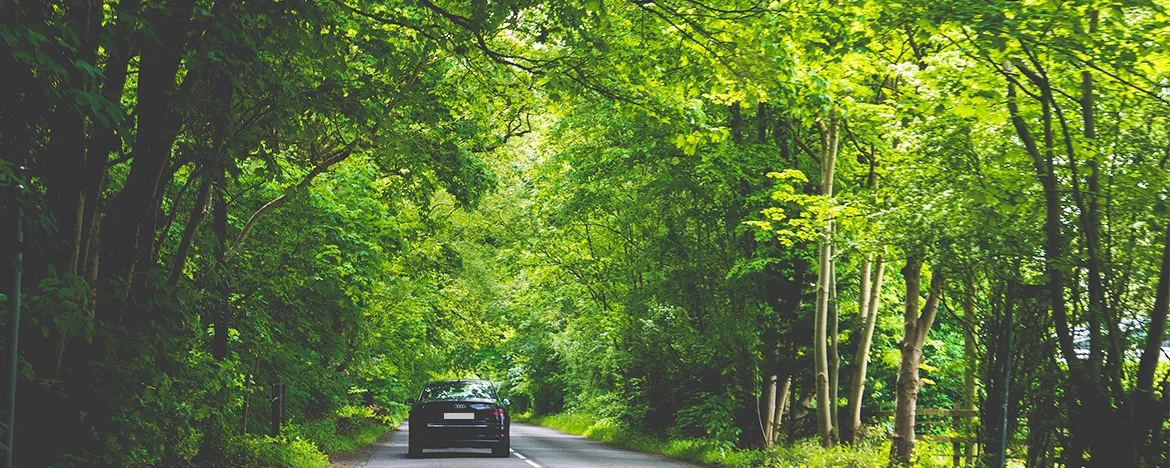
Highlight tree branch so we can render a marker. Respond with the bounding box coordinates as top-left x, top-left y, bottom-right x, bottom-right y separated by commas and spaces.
225, 139, 360, 262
